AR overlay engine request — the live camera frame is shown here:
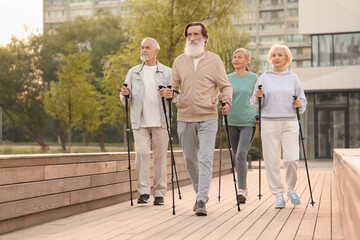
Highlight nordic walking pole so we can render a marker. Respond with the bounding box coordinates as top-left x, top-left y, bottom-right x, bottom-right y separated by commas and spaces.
218, 113, 223, 202
159, 85, 182, 202
222, 102, 240, 211
123, 83, 133, 206
257, 85, 263, 200
166, 85, 182, 215
293, 96, 315, 207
